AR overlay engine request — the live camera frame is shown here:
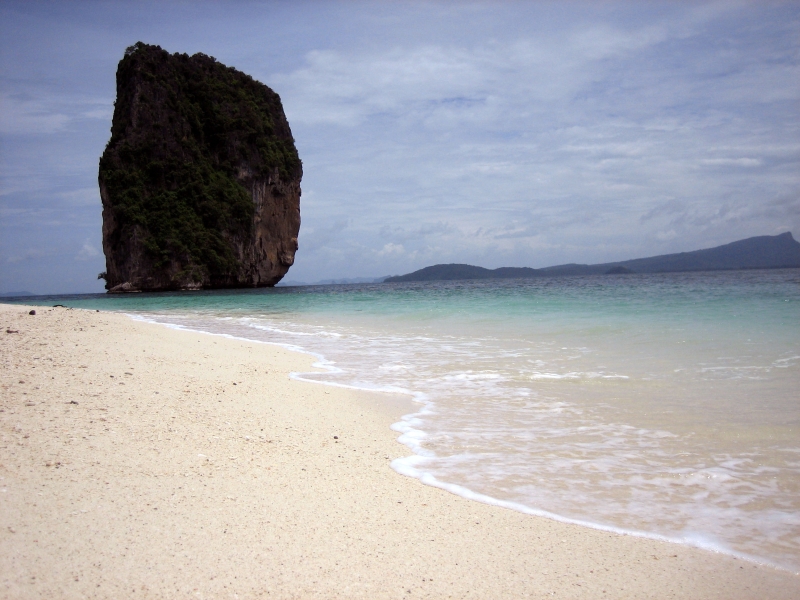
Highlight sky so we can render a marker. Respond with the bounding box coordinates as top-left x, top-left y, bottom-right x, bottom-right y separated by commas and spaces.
1, 1, 798, 293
